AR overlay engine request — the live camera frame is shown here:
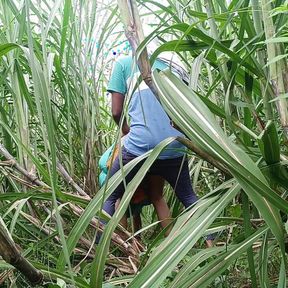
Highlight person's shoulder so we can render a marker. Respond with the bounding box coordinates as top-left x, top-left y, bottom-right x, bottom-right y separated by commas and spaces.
116, 55, 132, 67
